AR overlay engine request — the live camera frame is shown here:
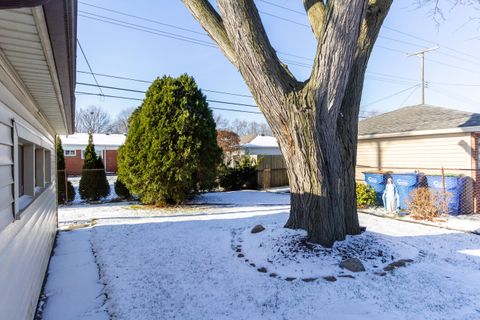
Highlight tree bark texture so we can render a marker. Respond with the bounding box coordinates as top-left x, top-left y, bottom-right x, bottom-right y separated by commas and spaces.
182, 0, 392, 247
